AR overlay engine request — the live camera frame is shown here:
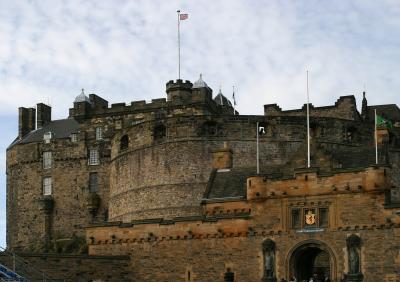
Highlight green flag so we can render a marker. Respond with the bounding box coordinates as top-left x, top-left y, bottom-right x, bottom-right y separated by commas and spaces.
376, 114, 393, 129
